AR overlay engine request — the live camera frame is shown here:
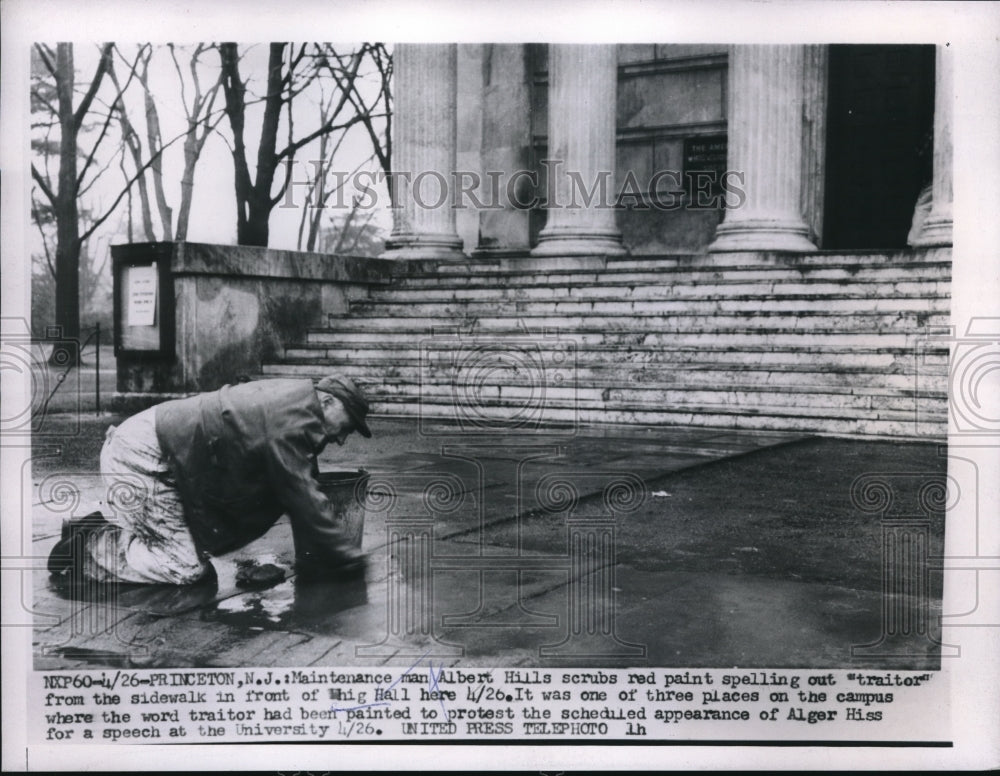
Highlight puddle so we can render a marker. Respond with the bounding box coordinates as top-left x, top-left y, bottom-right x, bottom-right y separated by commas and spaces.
206, 575, 371, 633
48, 573, 221, 616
